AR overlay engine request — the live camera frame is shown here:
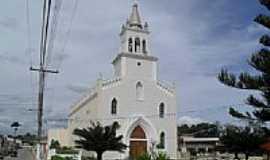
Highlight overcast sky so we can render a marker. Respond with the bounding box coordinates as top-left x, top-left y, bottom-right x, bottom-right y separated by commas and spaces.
0, 0, 268, 134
